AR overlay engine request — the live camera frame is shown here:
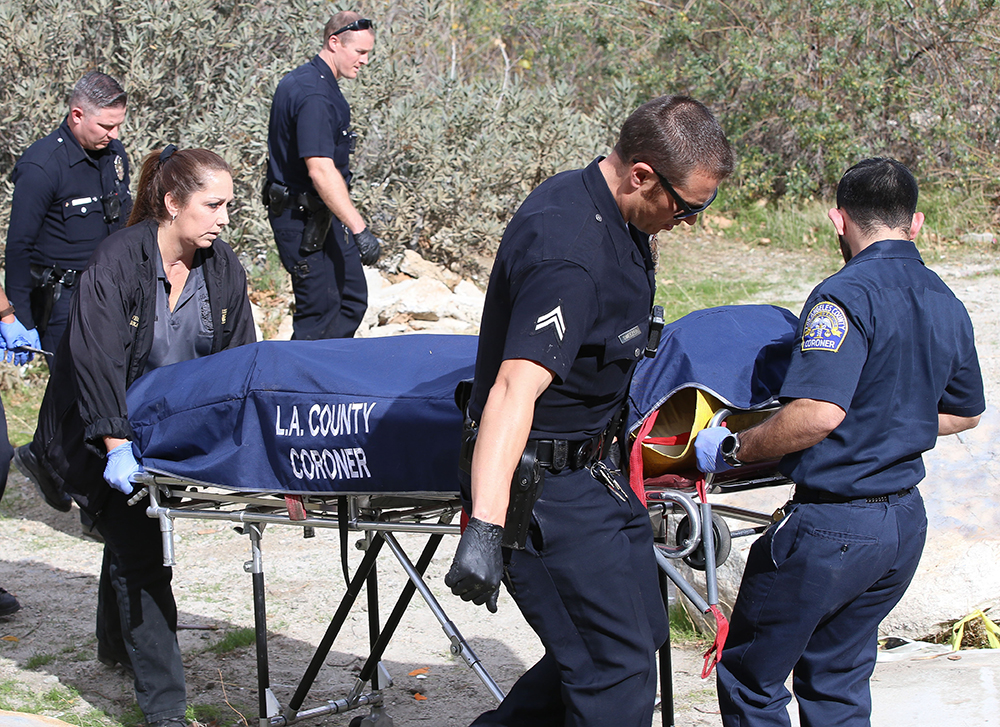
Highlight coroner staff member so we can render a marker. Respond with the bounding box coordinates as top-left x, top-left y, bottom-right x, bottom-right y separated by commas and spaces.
446, 96, 735, 726
695, 158, 984, 727
16, 147, 256, 727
